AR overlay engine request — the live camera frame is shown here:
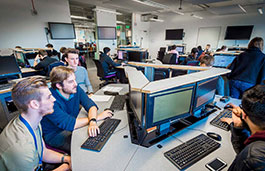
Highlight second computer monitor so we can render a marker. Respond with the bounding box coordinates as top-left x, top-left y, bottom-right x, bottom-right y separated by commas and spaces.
176, 46, 184, 54
192, 77, 219, 113
118, 51, 127, 60
213, 54, 236, 68
127, 51, 142, 62
0, 56, 21, 78
145, 84, 195, 129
